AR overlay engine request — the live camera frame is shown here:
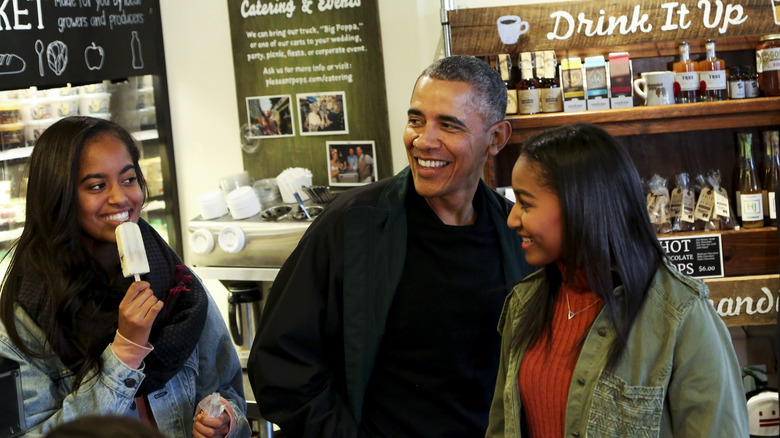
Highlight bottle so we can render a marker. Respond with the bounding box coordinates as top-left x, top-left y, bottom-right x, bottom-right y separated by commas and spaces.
540, 51, 562, 113
517, 52, 540, 115
737, 132, 764, 229
673, 41, 699, 103
698, 39, 727, 102
743, 65, 760, 98
534, 51, 546, 84
498, 54, 518, 115
728, 66, 745, 99
762, 130, 780, 226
